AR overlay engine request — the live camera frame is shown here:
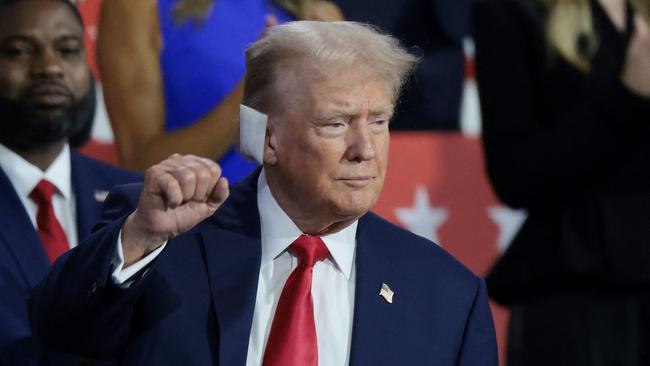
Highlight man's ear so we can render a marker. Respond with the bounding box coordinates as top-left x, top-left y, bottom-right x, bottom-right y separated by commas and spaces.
263, 120, 279, 165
